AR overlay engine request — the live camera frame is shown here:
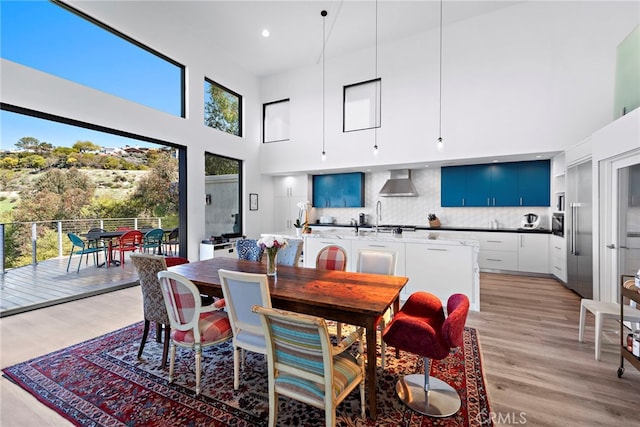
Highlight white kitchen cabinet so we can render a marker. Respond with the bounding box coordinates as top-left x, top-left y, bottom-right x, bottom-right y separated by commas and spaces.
550, 234, 567, 282
475, 232, 518, 271
303, 238, 352, 268
404, 242, 475, 305
517, 233, 550, 274
273, 175, 309, 232
350, 240, 406, 276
